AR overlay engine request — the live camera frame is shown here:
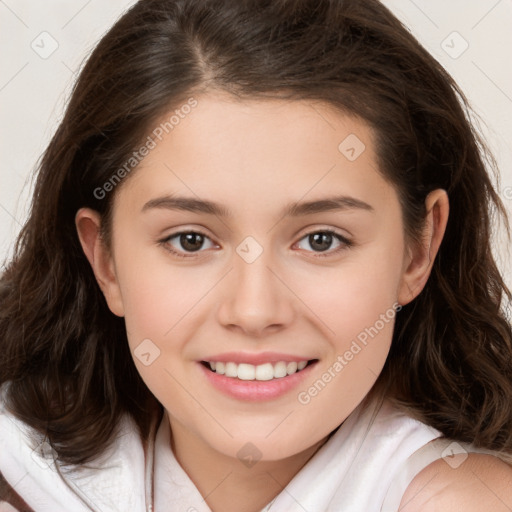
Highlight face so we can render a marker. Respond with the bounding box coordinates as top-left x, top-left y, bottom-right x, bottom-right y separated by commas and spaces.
80, 92, 427, 463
